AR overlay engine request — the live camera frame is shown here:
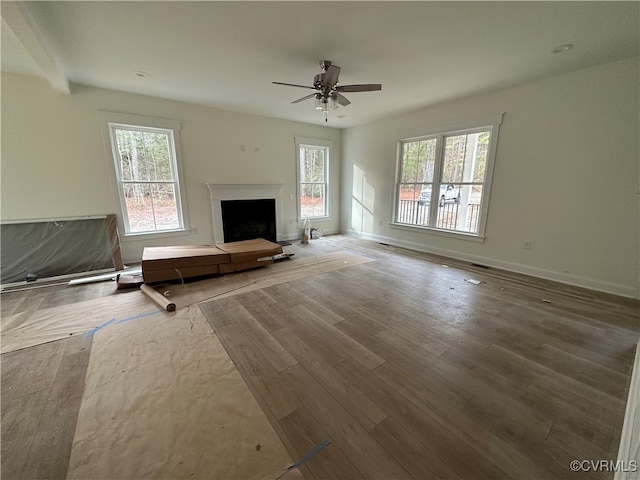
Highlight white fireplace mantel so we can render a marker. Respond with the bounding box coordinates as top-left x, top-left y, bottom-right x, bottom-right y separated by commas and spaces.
206, 183, 284, 243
